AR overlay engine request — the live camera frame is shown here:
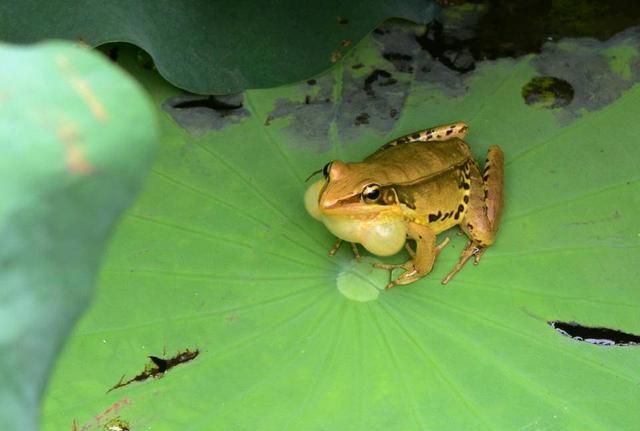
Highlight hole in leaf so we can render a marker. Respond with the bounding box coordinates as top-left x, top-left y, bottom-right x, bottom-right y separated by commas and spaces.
548, 321, 640, 347
108, 348, 199, 392
104, 417, 130, 431
172, 95, 243, 112
521, 76, 574, 109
